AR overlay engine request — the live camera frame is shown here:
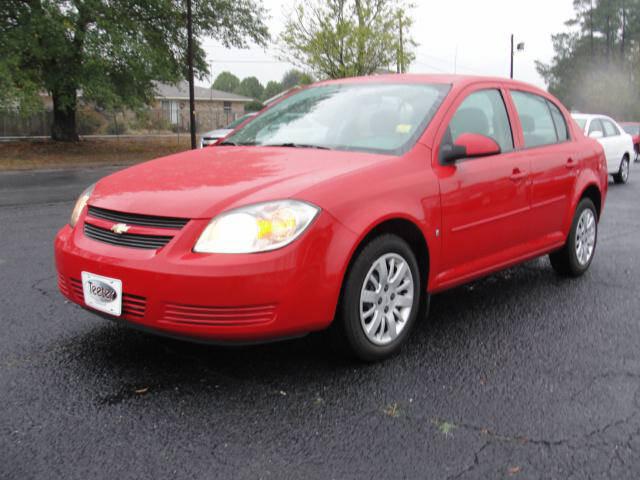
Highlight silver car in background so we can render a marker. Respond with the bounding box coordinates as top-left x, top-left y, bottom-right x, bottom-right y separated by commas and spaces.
199, 112, 258, 148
